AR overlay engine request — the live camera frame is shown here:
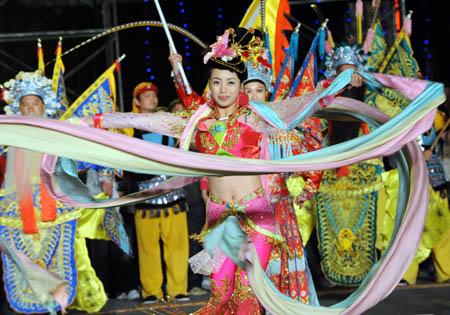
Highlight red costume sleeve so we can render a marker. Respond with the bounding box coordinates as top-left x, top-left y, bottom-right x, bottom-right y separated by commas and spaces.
291, 117, 324, 200
173, 72, 206, 110
295, 170, 324, 201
